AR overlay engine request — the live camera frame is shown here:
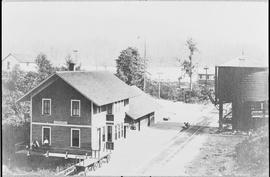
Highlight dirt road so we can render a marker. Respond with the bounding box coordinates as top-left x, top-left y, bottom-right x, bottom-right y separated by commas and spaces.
89, 107, 217, 176
136, 115, 215, 175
